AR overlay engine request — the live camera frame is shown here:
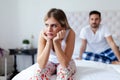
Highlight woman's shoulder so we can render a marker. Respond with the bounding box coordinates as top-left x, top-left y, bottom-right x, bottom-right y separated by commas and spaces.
66, 28, 75, 39
66, 28, 75, 37
65, 29, 75, 45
